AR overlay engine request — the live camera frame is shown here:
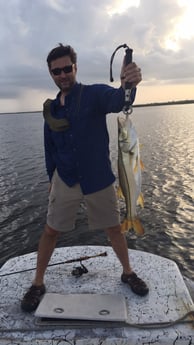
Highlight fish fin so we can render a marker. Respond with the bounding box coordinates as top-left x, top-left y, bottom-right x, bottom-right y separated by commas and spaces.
133, 218, 145, 235
134, 162, 138, 173
137, 193, 144, 208
140, 159, 145, 170
117, 186, 124, 199
120, 218, 144, 236
133, 159, 144, 173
